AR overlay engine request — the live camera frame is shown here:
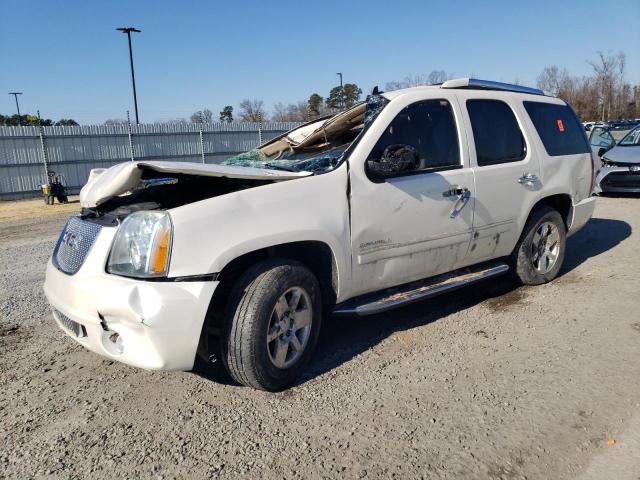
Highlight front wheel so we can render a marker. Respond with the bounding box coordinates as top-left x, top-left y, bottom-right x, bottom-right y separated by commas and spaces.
510, 206, 566, 285
222, 259, 322, 391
